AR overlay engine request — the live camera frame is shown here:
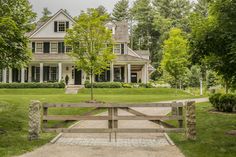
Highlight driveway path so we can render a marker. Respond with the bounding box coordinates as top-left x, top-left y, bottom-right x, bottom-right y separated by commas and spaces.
19, 97, 208, 157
